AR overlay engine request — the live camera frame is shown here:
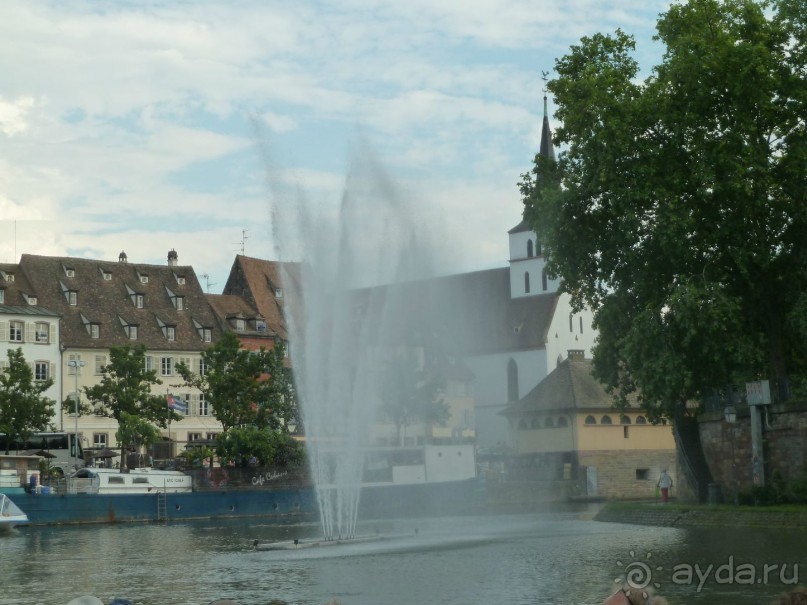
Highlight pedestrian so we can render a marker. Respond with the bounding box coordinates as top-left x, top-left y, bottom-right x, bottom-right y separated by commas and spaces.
657, 469, 673, 504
